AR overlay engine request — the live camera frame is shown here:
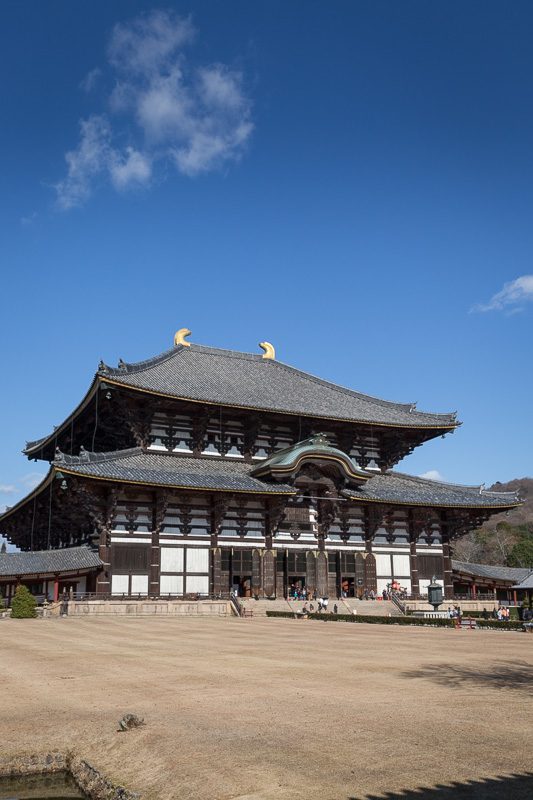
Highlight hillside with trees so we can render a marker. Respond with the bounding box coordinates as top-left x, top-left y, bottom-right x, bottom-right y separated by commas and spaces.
452, 477, 533, 567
